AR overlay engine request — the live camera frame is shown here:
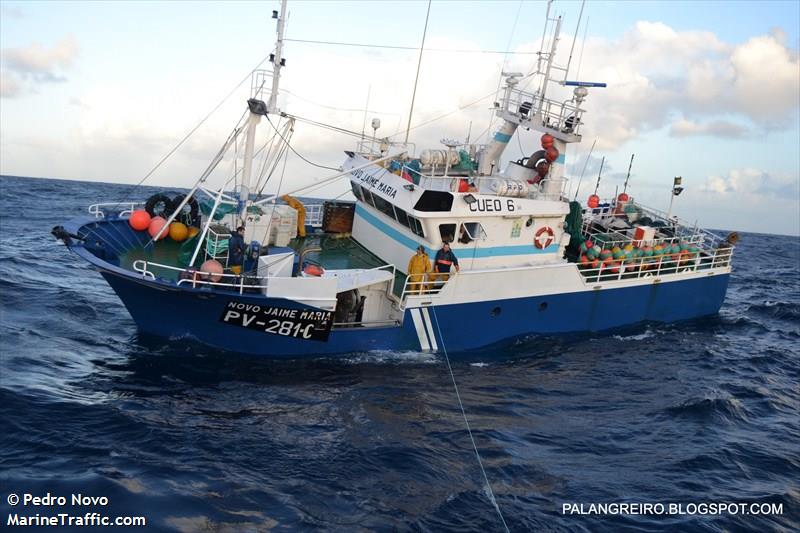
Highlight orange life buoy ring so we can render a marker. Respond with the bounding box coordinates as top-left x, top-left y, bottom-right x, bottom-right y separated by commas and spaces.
534, 226, 555, 249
